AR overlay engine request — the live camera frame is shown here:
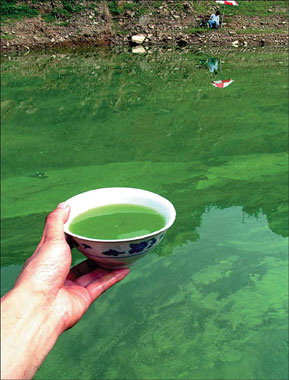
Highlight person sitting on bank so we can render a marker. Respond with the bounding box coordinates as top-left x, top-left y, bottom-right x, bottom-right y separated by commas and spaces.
208, 10, 220, 29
